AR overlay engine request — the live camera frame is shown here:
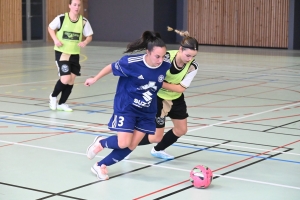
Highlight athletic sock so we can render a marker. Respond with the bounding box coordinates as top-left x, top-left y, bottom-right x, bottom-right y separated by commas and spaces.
52, 79, 67, 97
154, 129, 179, 151
100, 135, 122, 149
97, 148, 132, 166
138, 134, 151, 146
59, 84, 73, 105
